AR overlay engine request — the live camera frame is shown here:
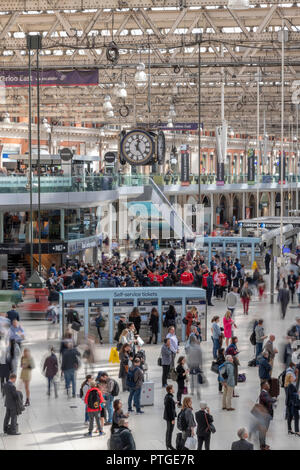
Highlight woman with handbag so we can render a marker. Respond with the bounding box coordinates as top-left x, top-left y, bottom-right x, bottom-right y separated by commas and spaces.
176, 356, 188, 407
20, 348, 35, 406
285, 374, 300, 436
223, 310, 237, 348
181, 397, 196, 448
118, 344, 131, 392
195, 402, 215, 450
